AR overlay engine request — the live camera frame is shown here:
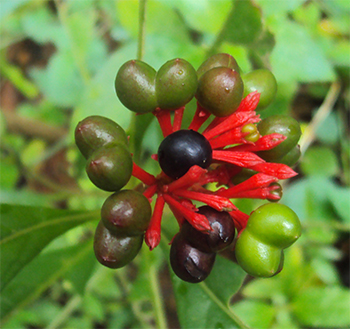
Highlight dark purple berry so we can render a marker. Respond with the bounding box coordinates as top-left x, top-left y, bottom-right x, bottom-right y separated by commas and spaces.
158, 129, 212, 179
181, 206, 236, 253
170, 233, 216, 283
